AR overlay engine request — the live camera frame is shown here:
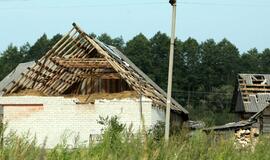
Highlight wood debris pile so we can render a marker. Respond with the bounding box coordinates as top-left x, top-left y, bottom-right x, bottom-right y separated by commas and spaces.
234, 128, 259, 149
188, 120, 205, 130
70, 91, 139, 103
